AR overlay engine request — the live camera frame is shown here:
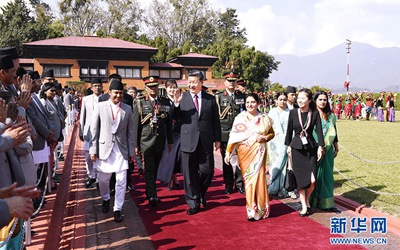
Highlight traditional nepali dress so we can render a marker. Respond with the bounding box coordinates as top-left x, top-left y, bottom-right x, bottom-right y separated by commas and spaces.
334, 102, 342, 119
389, 101, 396, 122
344, 101, 352, 118
226, 112, 274, 220
310, 113, 338, 209
267, 107, 289, 197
